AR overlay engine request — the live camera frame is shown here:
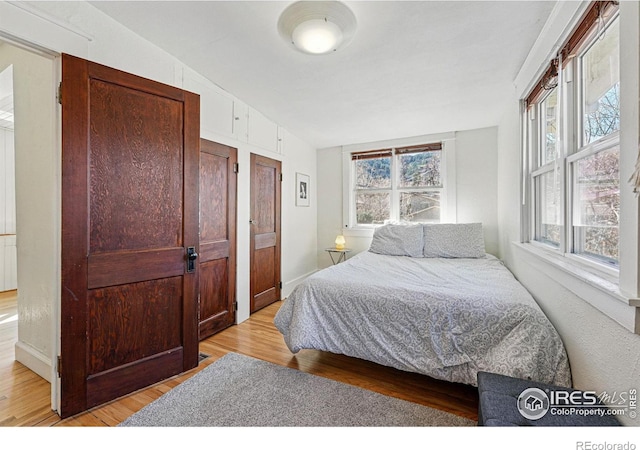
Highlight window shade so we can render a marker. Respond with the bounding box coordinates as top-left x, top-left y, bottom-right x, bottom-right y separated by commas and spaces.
351, 149, 392, 160
525, 0, 619, 109
525, 59, 559, 109
395, 143, 442, 155
560, 1, 618, 67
